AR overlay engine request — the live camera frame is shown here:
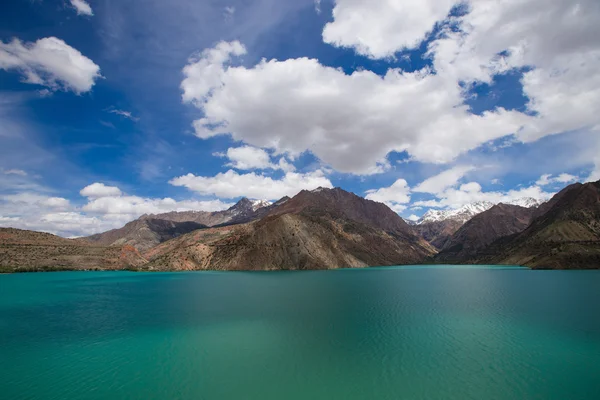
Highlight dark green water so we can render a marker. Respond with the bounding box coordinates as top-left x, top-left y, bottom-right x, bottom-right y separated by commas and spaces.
1, 266, 600, 400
